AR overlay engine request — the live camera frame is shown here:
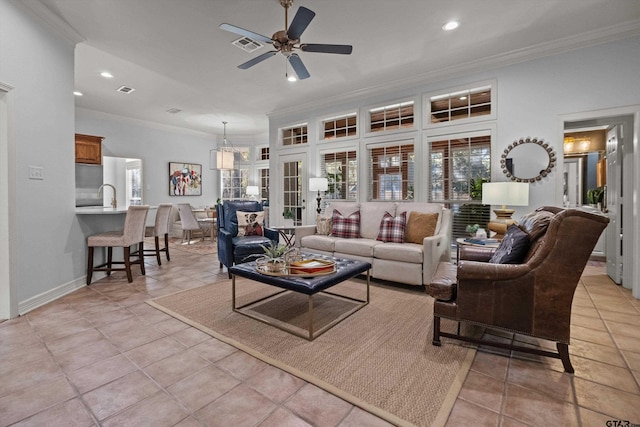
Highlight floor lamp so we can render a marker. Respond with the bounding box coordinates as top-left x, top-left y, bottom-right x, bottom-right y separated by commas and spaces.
482, 182, 529, 239
309, 177, 328, 214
